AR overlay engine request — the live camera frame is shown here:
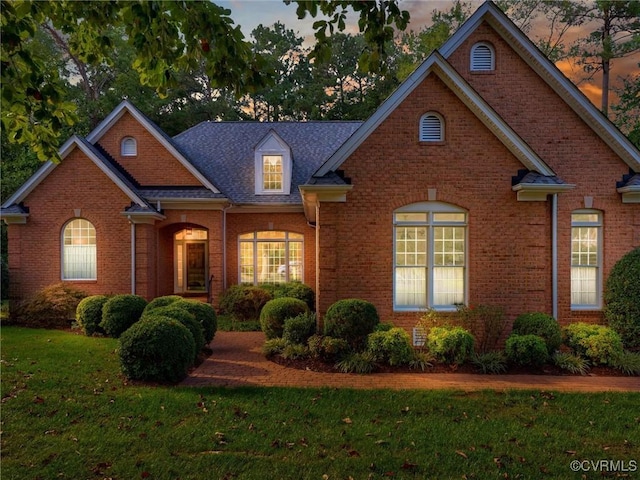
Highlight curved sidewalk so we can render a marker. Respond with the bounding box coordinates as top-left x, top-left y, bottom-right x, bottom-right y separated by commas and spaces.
182, 332, 640, 392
